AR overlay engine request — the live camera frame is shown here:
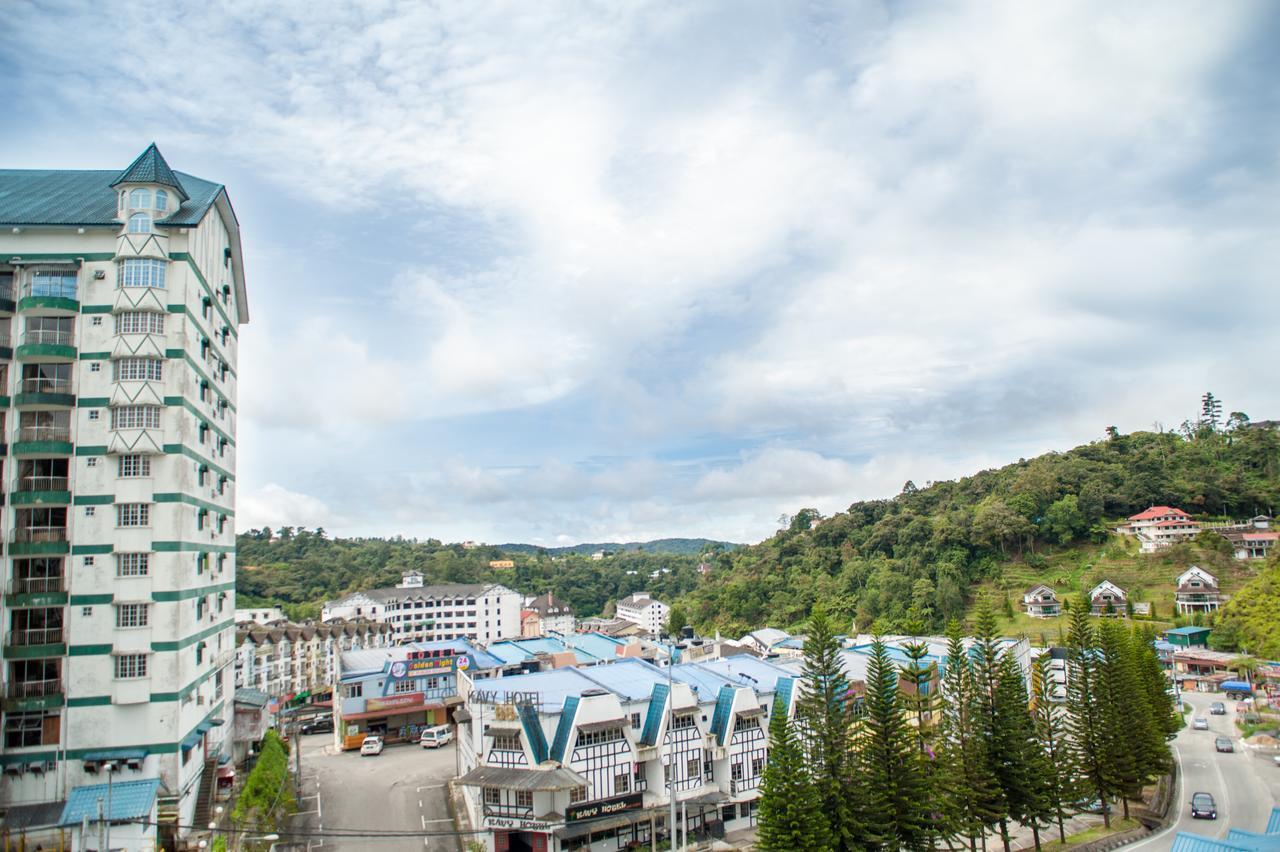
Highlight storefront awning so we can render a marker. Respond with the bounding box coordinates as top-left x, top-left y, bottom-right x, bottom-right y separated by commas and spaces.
456, 765, 588, 792
341, 702, 444, 721
180, 731, 203, 751
557, 809, 652, 840
81, 748, 148, 762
